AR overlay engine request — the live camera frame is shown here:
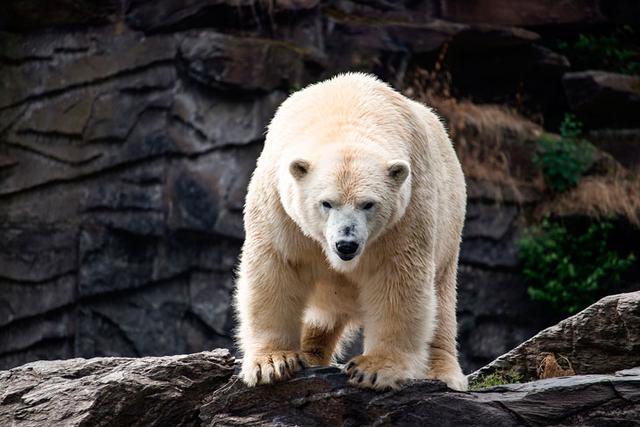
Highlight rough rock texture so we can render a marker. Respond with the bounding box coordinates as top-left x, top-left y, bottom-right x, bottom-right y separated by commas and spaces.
0, 349, 235, 426
201, 367, 640, 426
469, 291, 640, 383
1, 0, 638, 374
589, 129, 640, 170
563, 71, 640, 129
1, 350, 639, 426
